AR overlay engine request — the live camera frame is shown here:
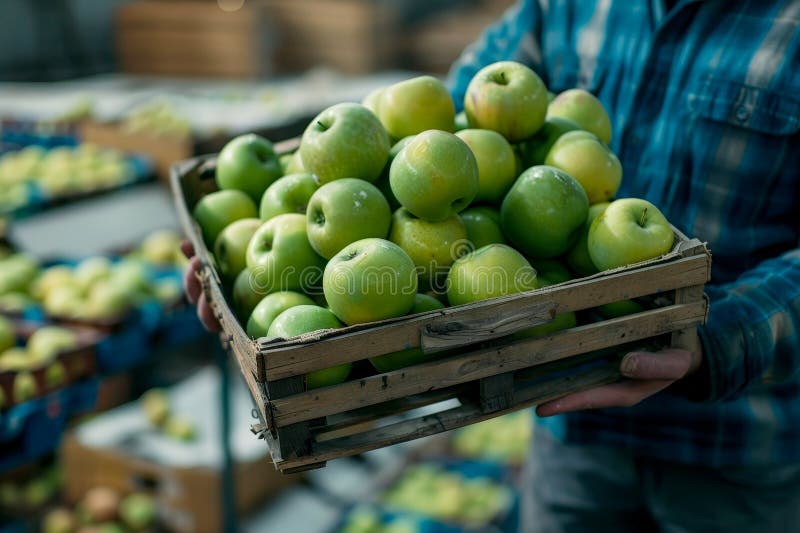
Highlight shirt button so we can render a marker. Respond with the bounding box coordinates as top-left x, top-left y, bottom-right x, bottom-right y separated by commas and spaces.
735, 105, 750, 123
